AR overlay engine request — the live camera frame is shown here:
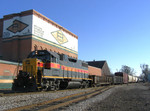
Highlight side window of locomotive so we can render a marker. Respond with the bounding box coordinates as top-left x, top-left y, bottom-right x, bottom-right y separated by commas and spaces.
56, 58, 58, 63
44, 54, 50, 60
51, 56, 58, 63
